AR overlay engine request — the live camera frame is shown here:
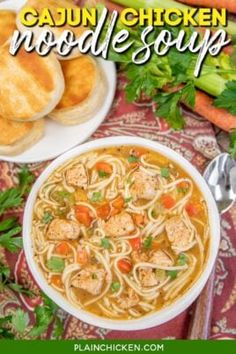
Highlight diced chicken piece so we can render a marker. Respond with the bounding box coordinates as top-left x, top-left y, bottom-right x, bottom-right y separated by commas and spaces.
66, 164, 88, 189
77, 245, 89, 266
118, 288, 139, 309
130, 170, 159, 201
47, 219, 80, 240
139, 268, 159, 287
131, 251, 148, 264
149, 250, 173, 267
165, 216, 192, 251
71, 267, 105, 295
104, 212, 135, 237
